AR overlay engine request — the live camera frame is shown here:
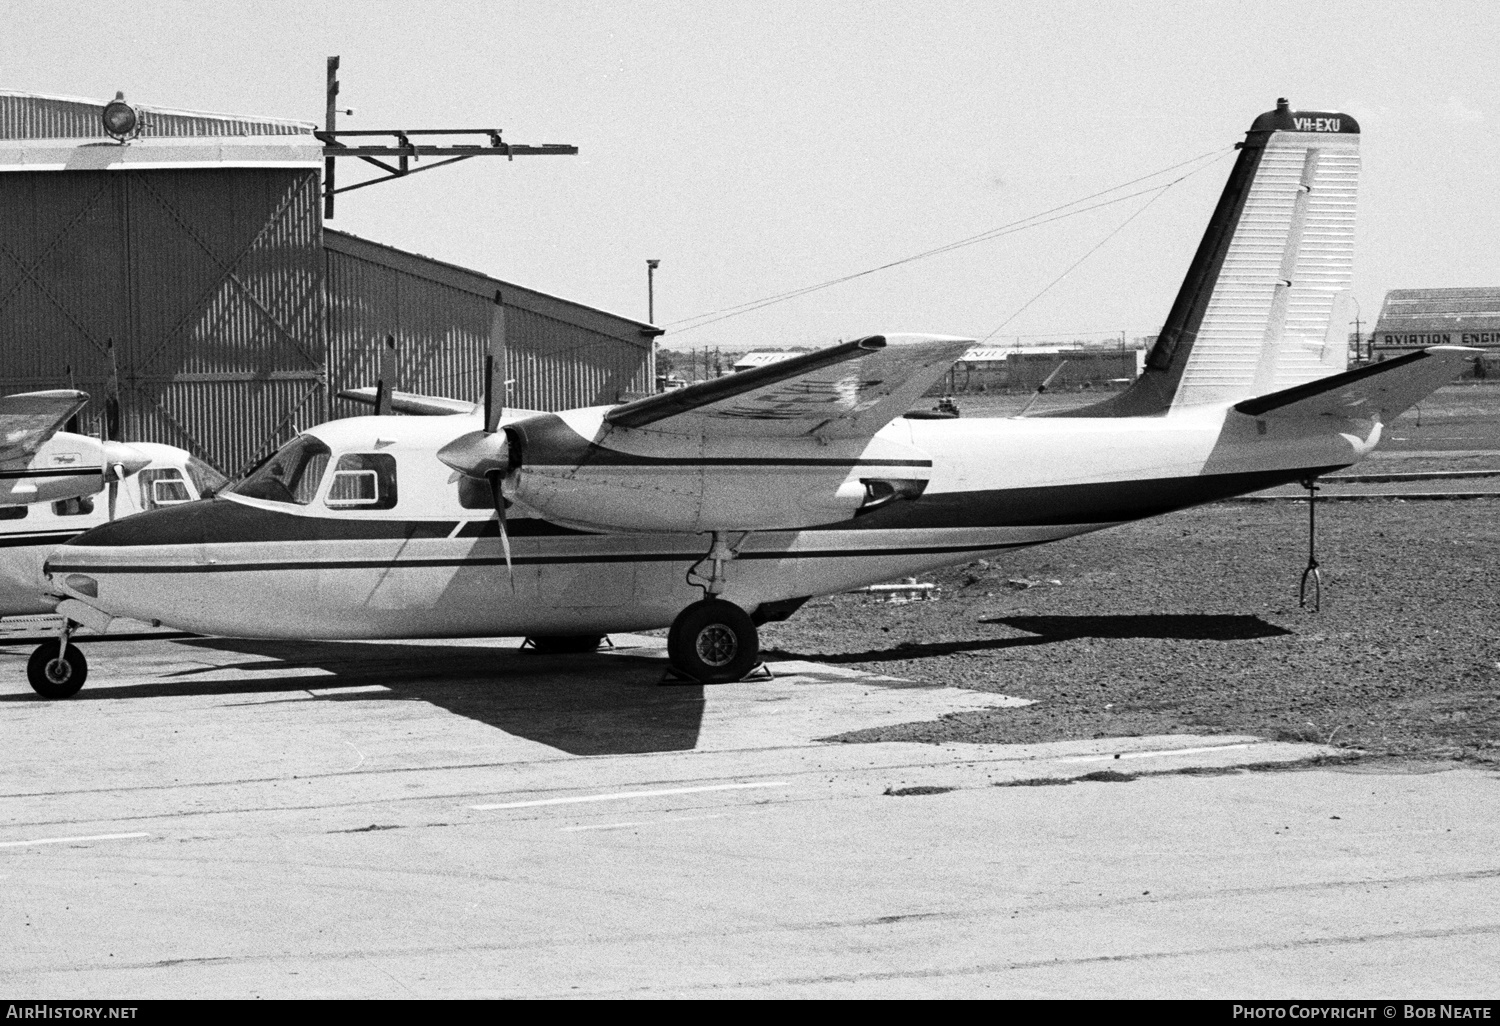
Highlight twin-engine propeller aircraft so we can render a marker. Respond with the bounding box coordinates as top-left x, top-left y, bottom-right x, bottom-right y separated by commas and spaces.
37, 100, 1474, 699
